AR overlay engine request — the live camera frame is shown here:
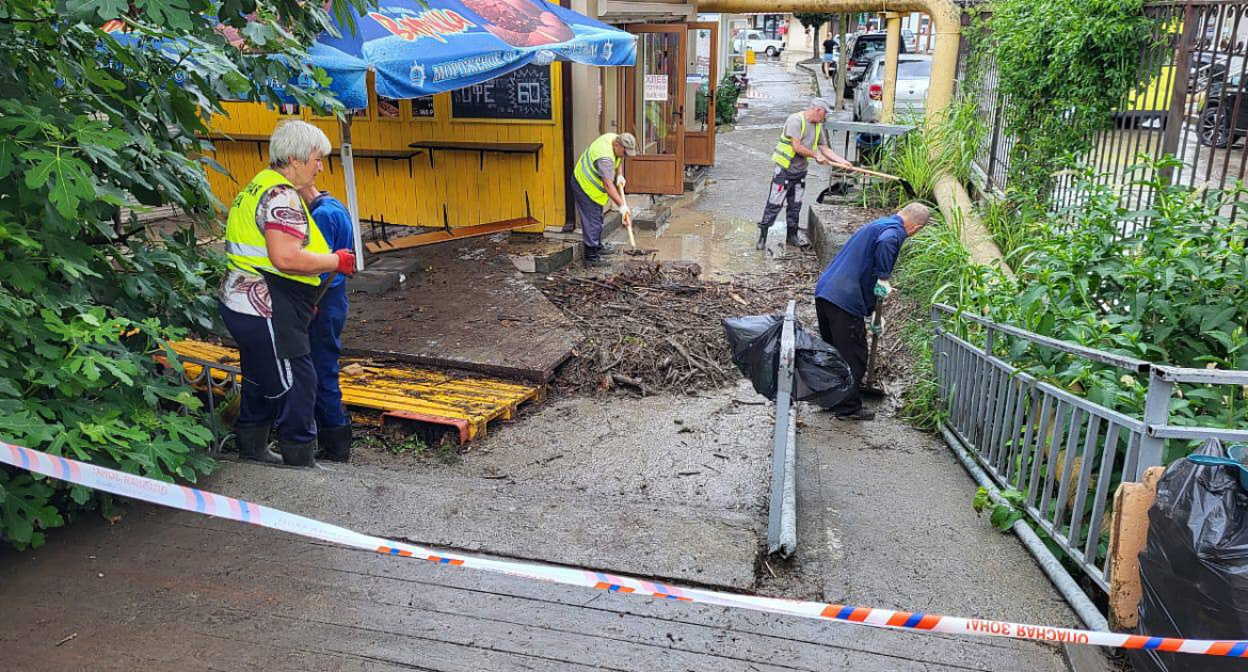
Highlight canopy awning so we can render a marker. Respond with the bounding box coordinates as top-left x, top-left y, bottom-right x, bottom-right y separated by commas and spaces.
312, 0, 636, 108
